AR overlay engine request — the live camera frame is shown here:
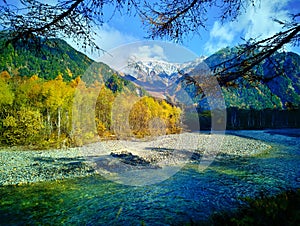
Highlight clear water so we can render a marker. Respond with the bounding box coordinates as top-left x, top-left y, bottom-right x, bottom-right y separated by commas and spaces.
0, 165, 236, 225
1, 130, 299, 225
